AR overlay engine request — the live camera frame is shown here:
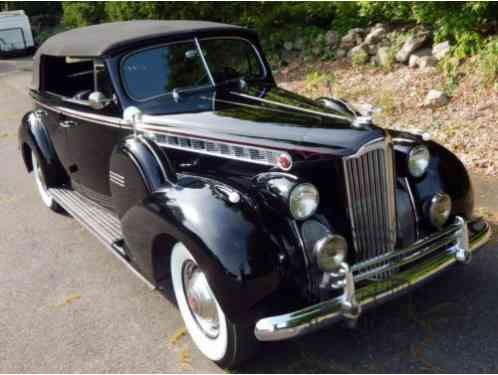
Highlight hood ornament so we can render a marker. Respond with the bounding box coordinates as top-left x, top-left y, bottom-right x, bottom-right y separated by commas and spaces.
352, 116, 373, 129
